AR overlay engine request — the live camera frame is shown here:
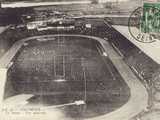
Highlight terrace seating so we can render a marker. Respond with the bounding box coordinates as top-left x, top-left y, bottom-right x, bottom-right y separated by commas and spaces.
105, 25, 160, 89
